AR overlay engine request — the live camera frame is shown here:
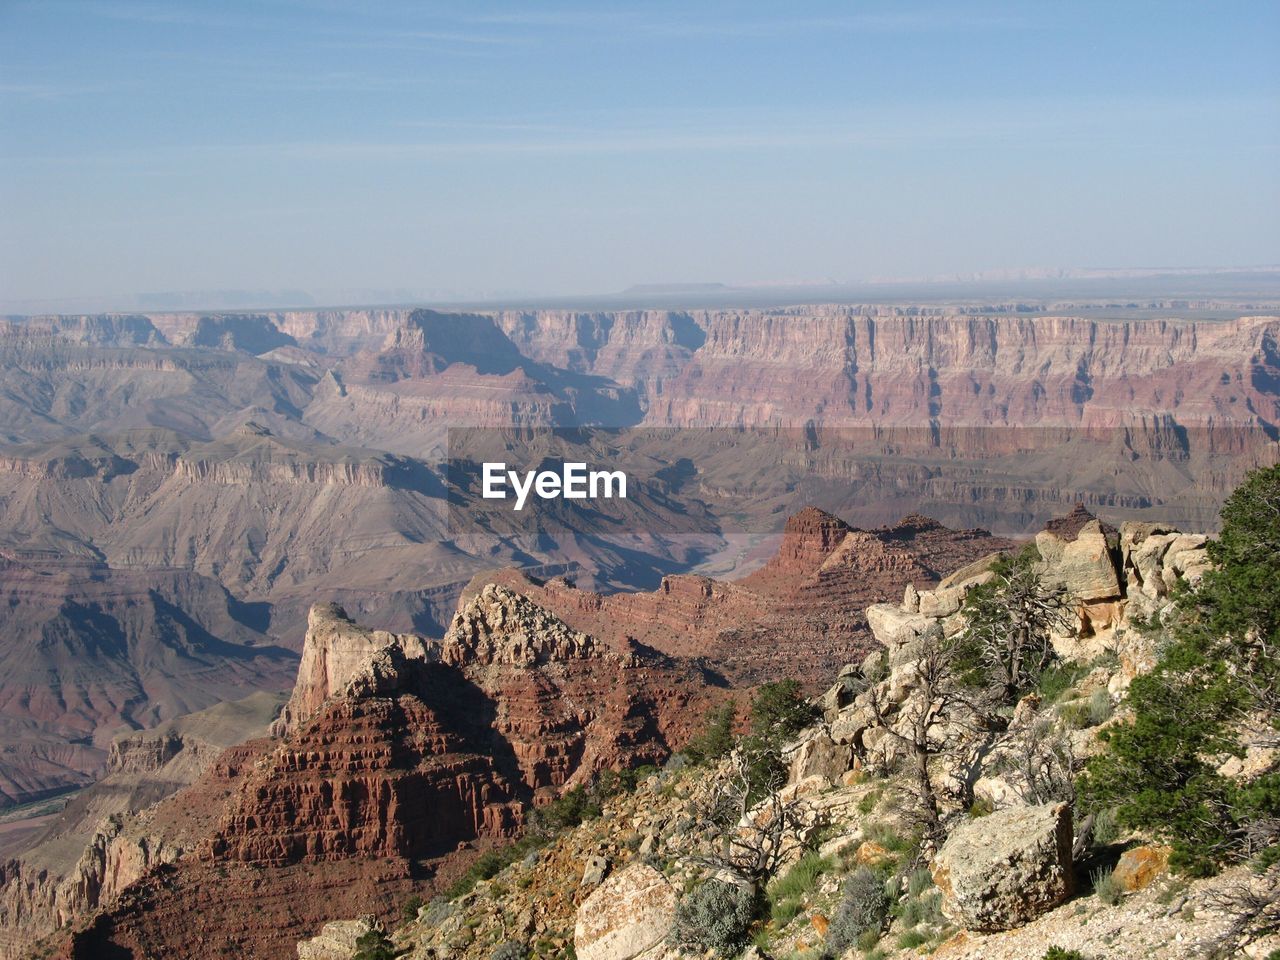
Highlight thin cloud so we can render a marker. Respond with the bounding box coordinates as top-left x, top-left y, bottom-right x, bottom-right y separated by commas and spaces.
0, 81, 131, 100
462, 8, 1032, 38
